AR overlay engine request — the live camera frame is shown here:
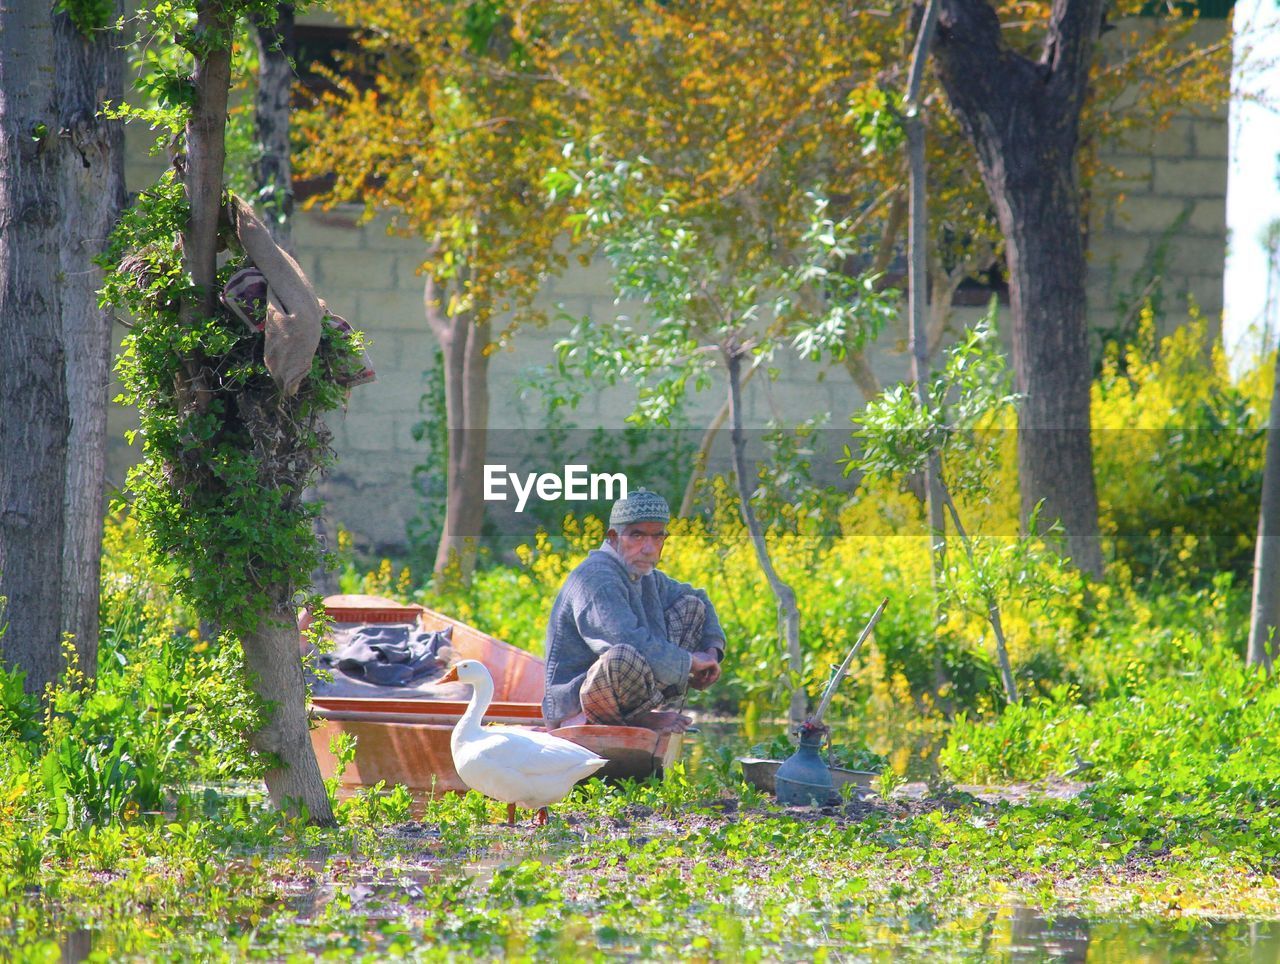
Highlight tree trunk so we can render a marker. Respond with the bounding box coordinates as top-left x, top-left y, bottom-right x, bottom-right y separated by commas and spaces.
726, 348, 806, 727
905, 0, 946, 552
0, 3, 71, 695
678, 357, 762, 518
181, 2, 235, 325
181, 0, 332, 824
905, 0, 951, 707
932, 0, 1105, 577
252, 4, 337, 594
240, 607, 333, 818
252, 4, 295, 247
1003, 171, 1102, 575
841, 347, 882, 402
425, 274, 491, 584
1247, 351, 1280, 672
925, 241, 998, 363
57, 4, 127, 678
